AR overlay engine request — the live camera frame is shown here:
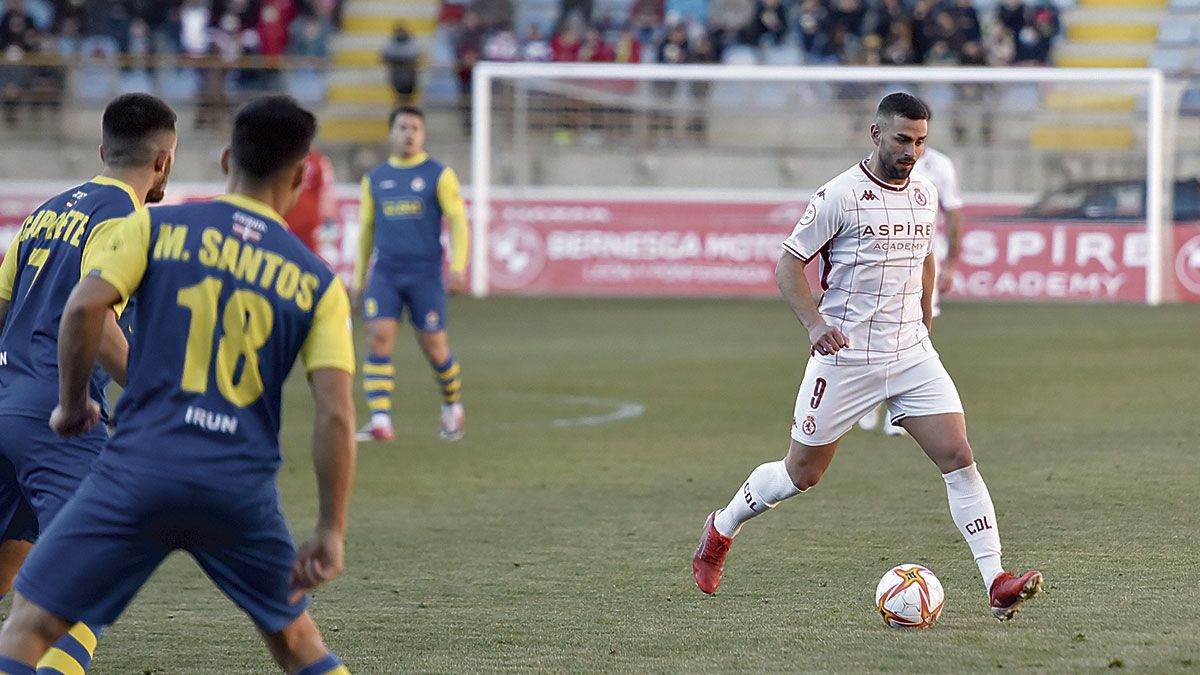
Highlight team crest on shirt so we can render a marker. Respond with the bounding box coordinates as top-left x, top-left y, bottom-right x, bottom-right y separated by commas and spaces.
799, 202, 817, 225
411, 176, 427, 192
913, 187, 928, 206
424, 310, 440, 329
800, 415, 817, 435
